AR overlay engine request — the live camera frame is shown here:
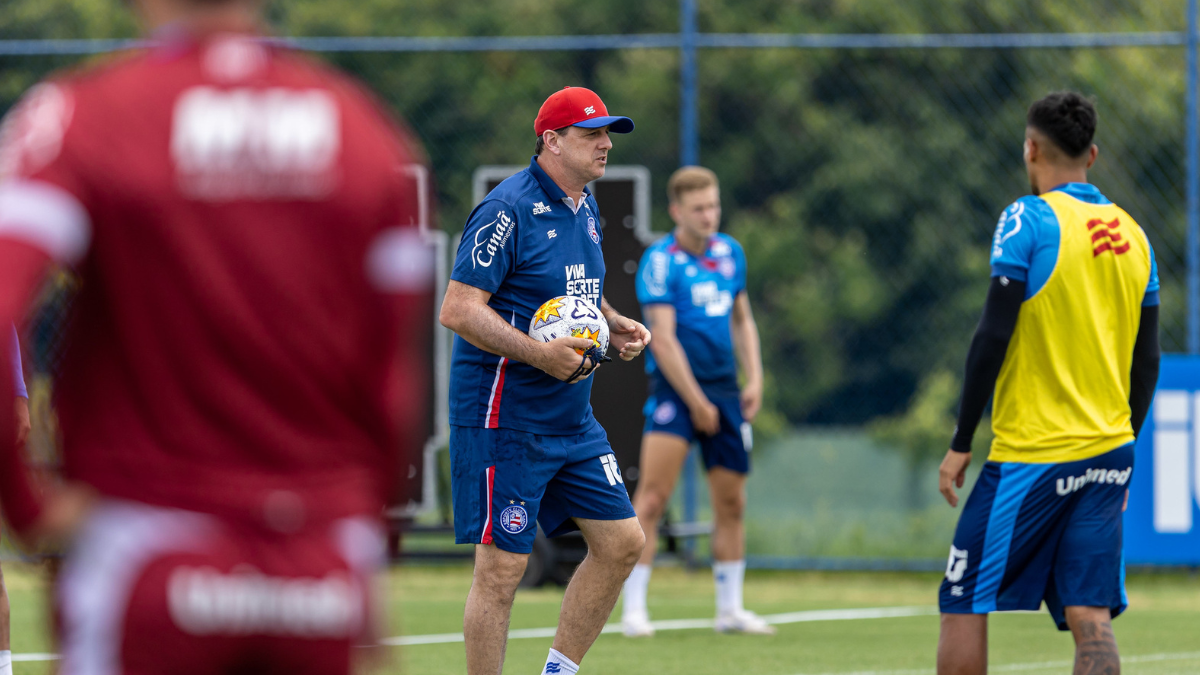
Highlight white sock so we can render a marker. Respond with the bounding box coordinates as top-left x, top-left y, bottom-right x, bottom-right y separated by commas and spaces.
541, 648, 579, 675
713, 559, 746, 616
622, 563, 652, 619
0, 650, 12, 675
